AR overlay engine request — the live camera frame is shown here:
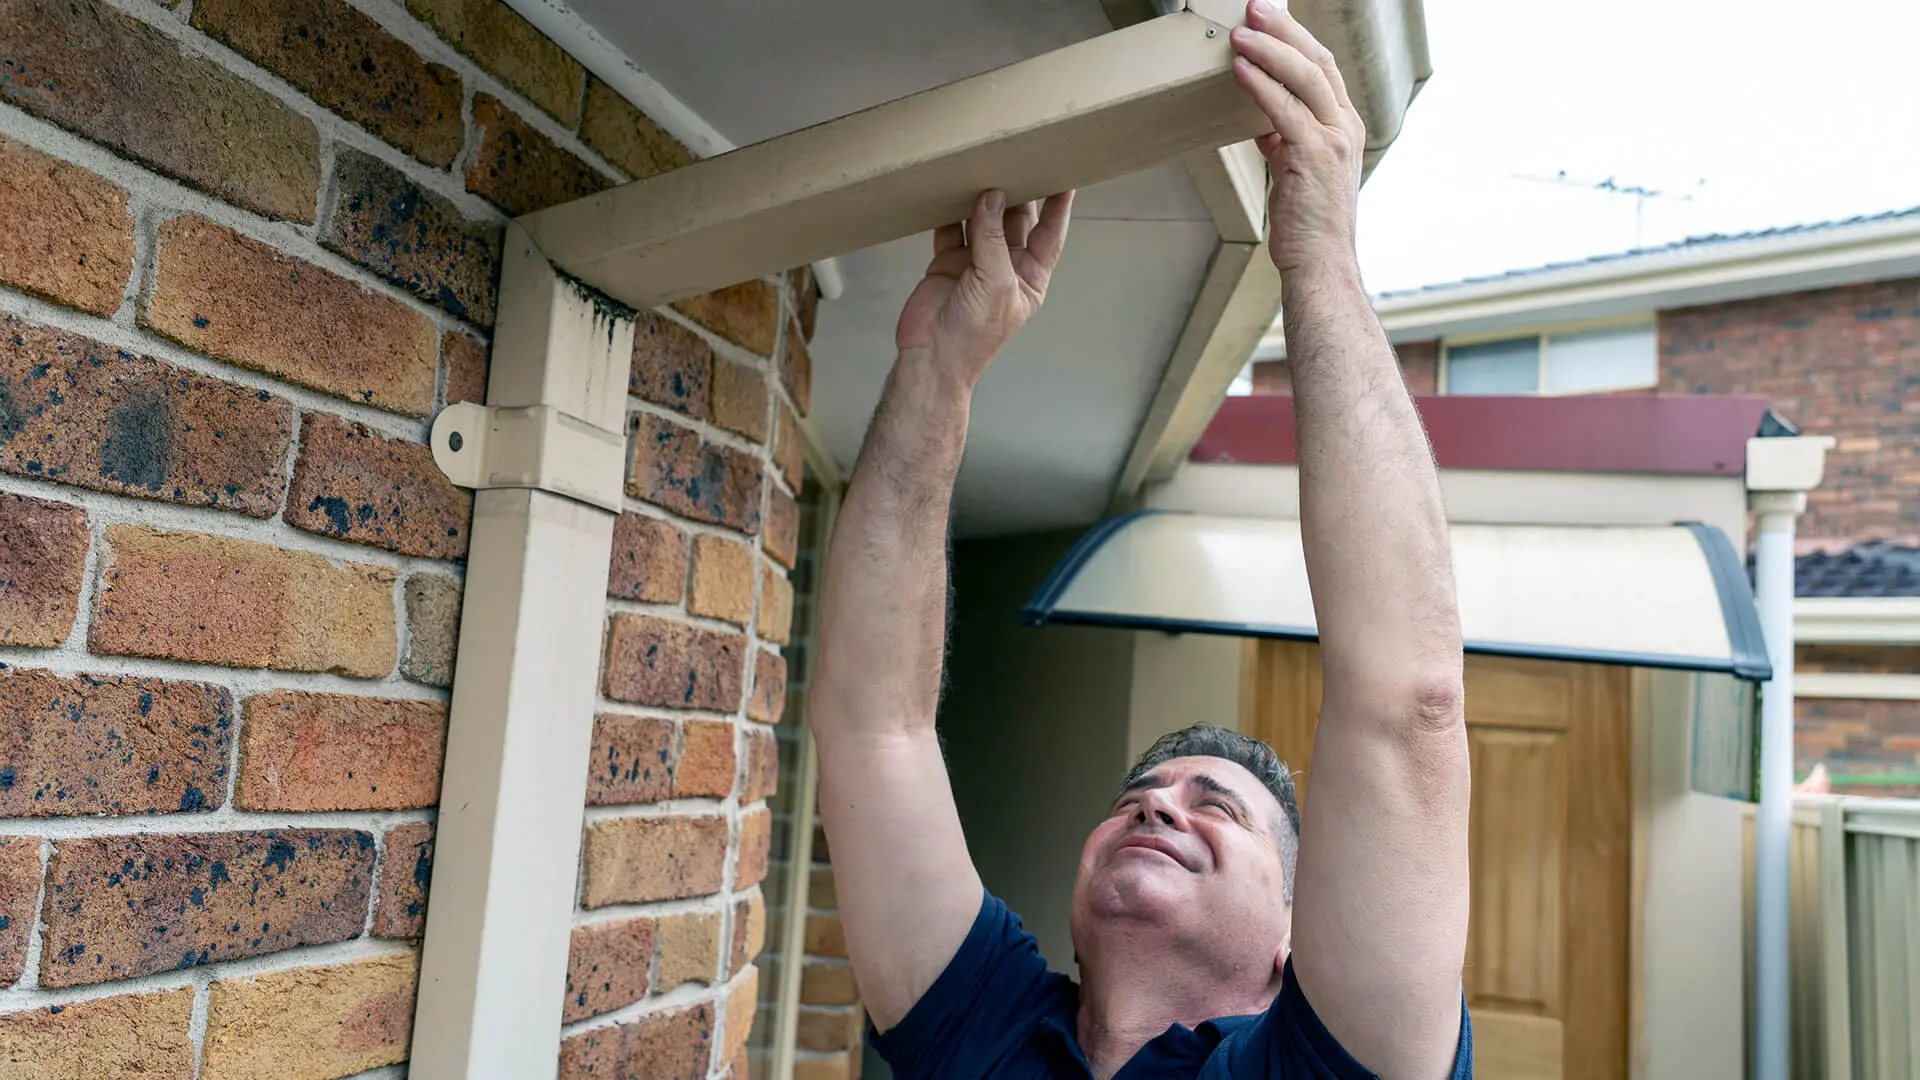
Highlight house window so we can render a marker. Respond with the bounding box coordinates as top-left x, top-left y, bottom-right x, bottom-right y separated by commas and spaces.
1441, 324, 1656, 395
